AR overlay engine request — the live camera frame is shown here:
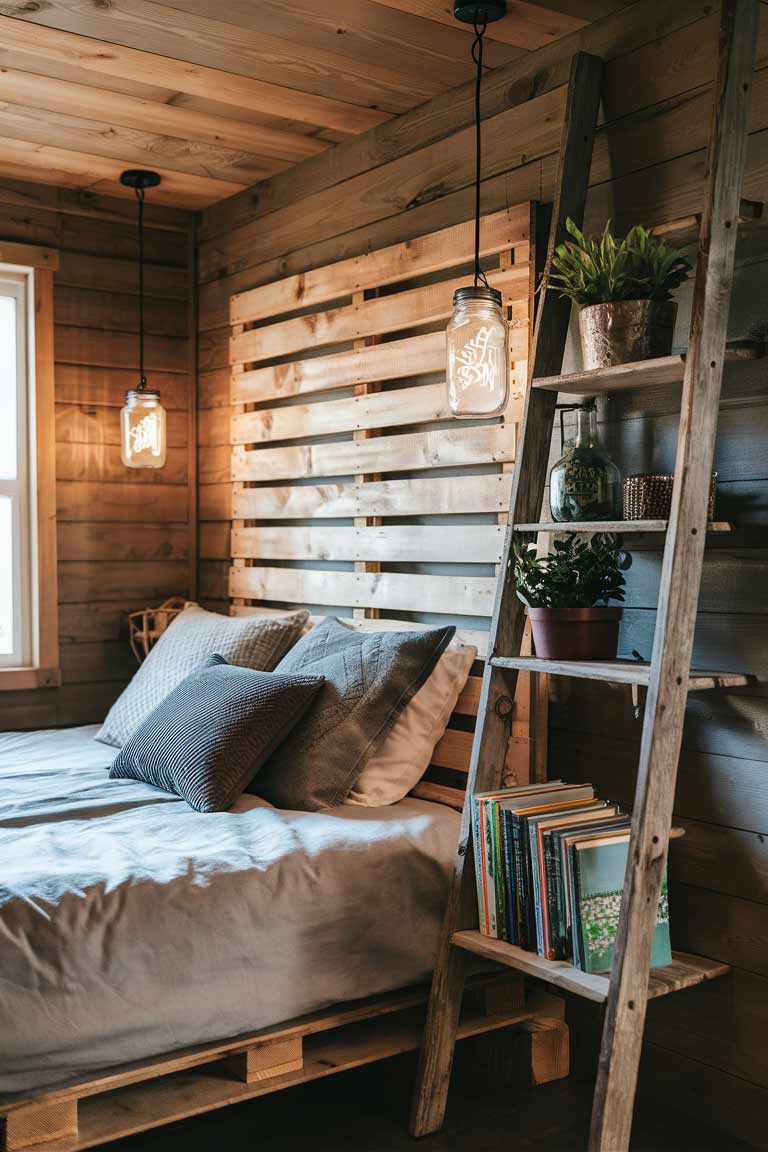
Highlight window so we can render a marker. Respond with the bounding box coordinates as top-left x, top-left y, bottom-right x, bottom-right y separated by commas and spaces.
0, 271, 33, 667
0, 254, 59, 690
